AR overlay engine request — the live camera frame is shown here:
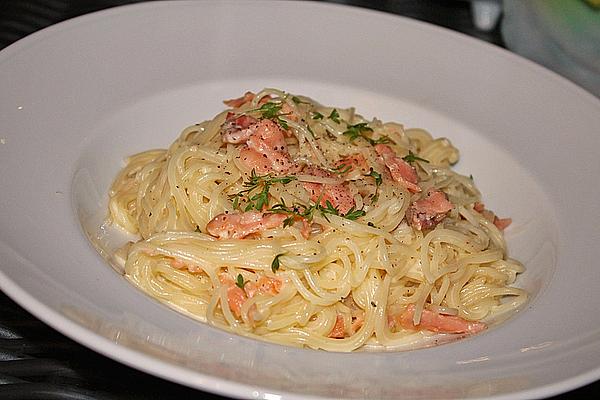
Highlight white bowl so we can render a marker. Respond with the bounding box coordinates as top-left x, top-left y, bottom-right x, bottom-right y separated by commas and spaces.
1, 1, 600, 399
